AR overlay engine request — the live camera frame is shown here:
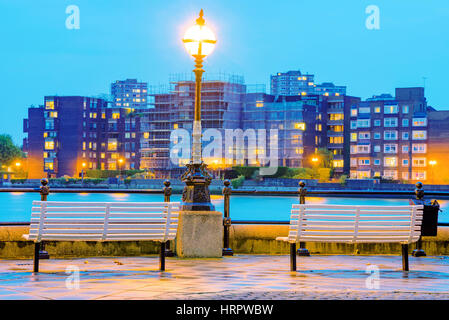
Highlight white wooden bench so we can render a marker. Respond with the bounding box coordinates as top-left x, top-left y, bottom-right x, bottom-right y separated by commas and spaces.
23, 201, 180, 272
276, 204, 424, 271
